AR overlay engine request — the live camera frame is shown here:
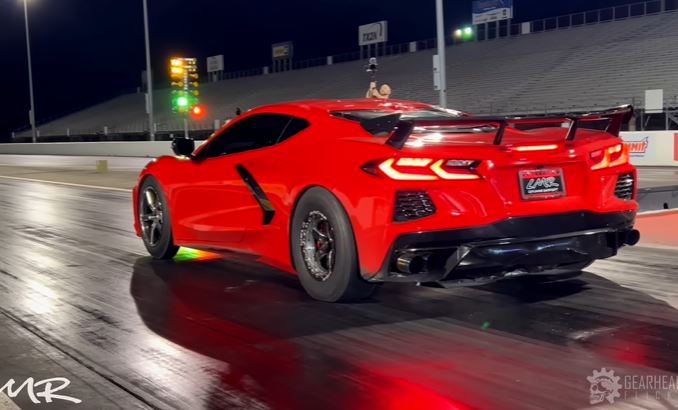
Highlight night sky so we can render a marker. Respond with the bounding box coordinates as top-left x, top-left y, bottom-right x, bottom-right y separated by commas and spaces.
0, 0, 638, 141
